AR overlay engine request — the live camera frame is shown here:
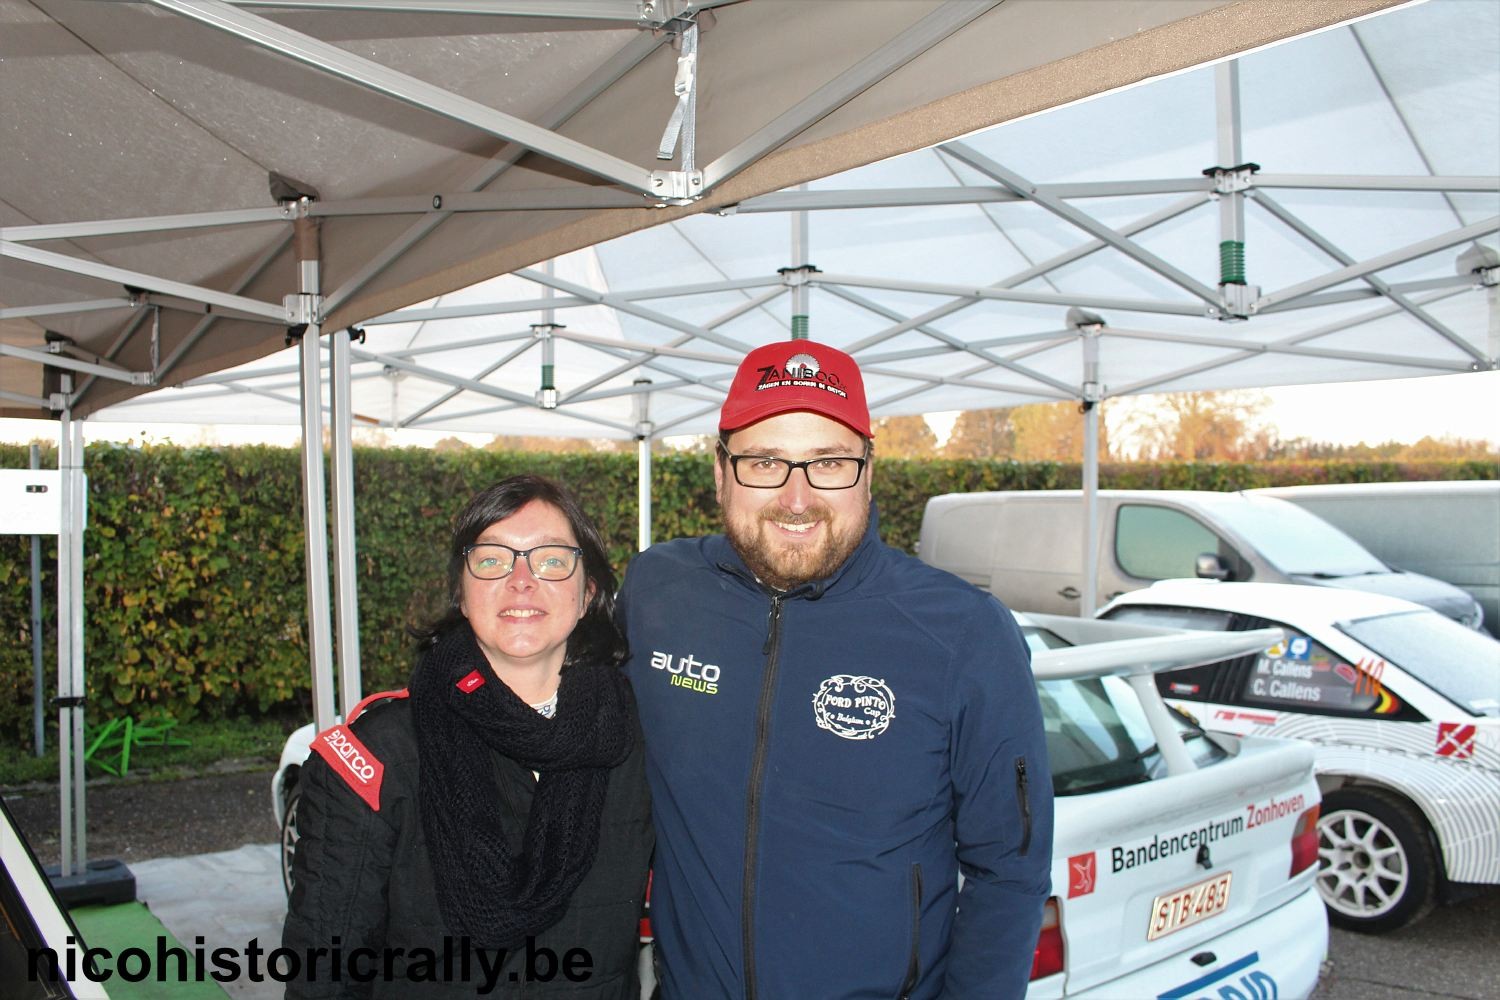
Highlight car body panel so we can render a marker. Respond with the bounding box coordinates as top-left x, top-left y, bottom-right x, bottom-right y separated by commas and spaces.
1103, 581, 1500, 890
